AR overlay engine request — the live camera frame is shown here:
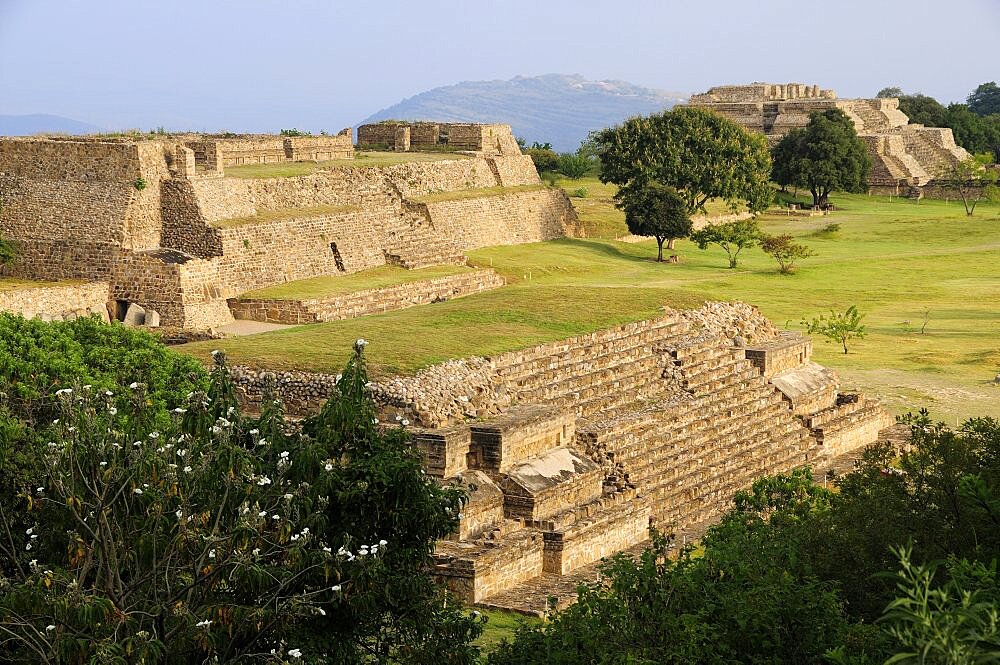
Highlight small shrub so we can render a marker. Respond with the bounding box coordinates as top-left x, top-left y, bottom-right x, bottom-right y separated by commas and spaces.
541, 172, 558, 187
0, 235, 19, 266
761, 234, 814, 274
802, 305, 866, 354
557, 153, 592, 179
571, 187, 588, 198
132, 177, 147, 191
812, 222, 841, 238
279, 128, 310, 137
